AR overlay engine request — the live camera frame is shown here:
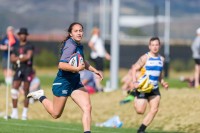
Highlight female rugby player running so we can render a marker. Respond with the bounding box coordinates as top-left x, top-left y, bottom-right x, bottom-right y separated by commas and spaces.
28, 22, 102, 133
